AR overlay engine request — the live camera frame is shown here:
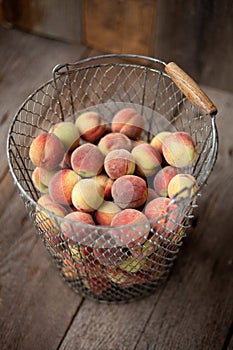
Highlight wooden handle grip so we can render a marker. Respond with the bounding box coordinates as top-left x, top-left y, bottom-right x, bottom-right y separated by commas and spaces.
165, 62, 217, 115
